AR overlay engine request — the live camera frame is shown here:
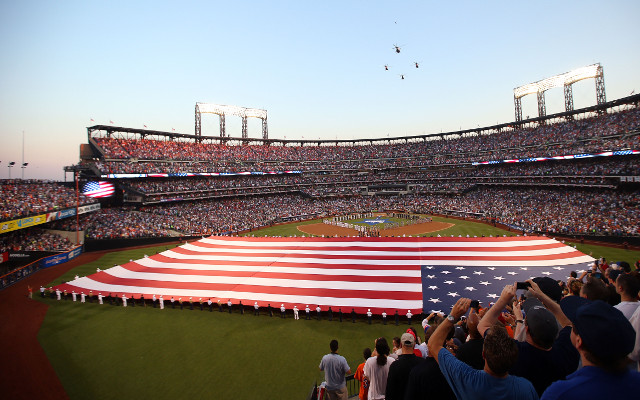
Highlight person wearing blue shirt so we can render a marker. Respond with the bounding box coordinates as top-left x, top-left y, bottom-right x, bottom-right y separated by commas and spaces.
541, 300, 640, 399
319, 339, 351, 400
428, 298, 539, 400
